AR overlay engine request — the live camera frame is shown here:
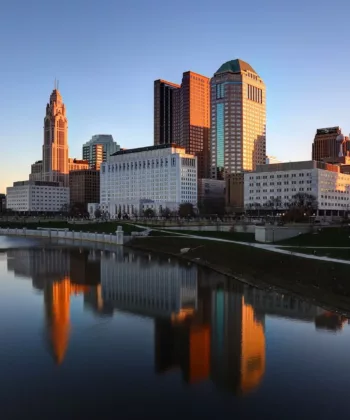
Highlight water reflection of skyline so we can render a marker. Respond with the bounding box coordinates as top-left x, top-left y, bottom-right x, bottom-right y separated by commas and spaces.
5, 246, 348, 394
